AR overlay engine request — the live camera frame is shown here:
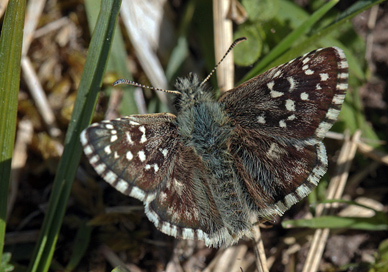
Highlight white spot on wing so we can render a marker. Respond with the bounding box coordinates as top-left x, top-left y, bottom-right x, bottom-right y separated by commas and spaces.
129, 120, 140, 126
339, 60, 348, 69
182, 228, 195, 239
90, 155, 99, 164
305, 69, 314, 75
327, 108, 340, 119
333, 94, 345, 104
104, 145, 112, 154
110, 135, 118, 142
337, 83, 348, 90
302, 57, 310, 64
279, 120, 286, 128
145, 163, 159, 173
130, 186, 146, 201
138, 151, 146, 162
320, 73, 329, 81
285, 99, 296, 111
267, 81, 274, 90
257, 114, 266, 124
139, 126, 147, 143
161, 223, 178, 238
161, 149, 168, 157
104, 170, 117, 183
95, 163, 107, 174
126, 151, 133, 161
301, 92, 309, 100
80, 131, 88, 145
270, 90, 284, 98
84, 145, 93, 155
267, 143, 286, 159
287, 114, 296, 121
274, 69, 282, 78
144, 205, 159, 225
287, 77, 296, 92
316, 121, 331, 138
126, 131, 134, 145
